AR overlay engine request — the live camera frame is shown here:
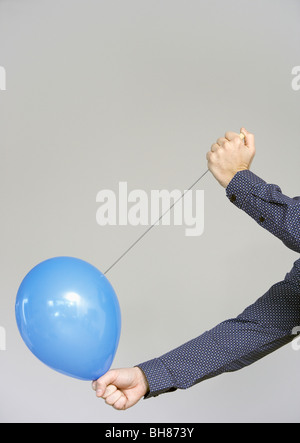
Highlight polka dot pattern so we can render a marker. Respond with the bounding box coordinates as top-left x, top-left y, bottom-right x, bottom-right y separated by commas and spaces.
226, 170, 300, 254
137, 170, 300, 399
